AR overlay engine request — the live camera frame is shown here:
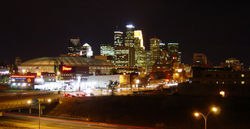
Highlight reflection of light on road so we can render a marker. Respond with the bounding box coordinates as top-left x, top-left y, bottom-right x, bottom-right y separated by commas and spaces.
119, 88, 131, 90
166, 83, 178, 87
5, 113, 154, 129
